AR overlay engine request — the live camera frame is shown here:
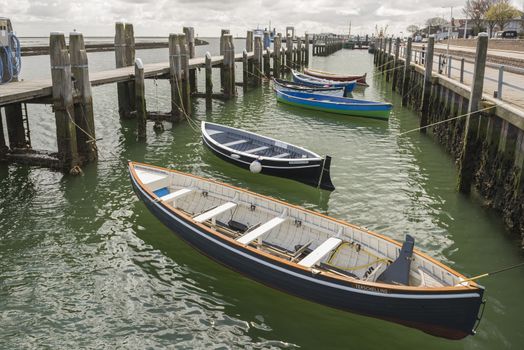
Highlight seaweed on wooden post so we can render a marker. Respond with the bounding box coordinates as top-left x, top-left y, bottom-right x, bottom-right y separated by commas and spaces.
70, 32, 97, 161
183, 27, 197, 93
392, 37, 401, 91
420, 35, 435, 133
178, 34, 191, 117
50, 32, 80, 172
205, 52, 213, 110
135, 58, 146, 141
169, 34, 182, 121
401, 37, 413, 107
458, 33, 489, 194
